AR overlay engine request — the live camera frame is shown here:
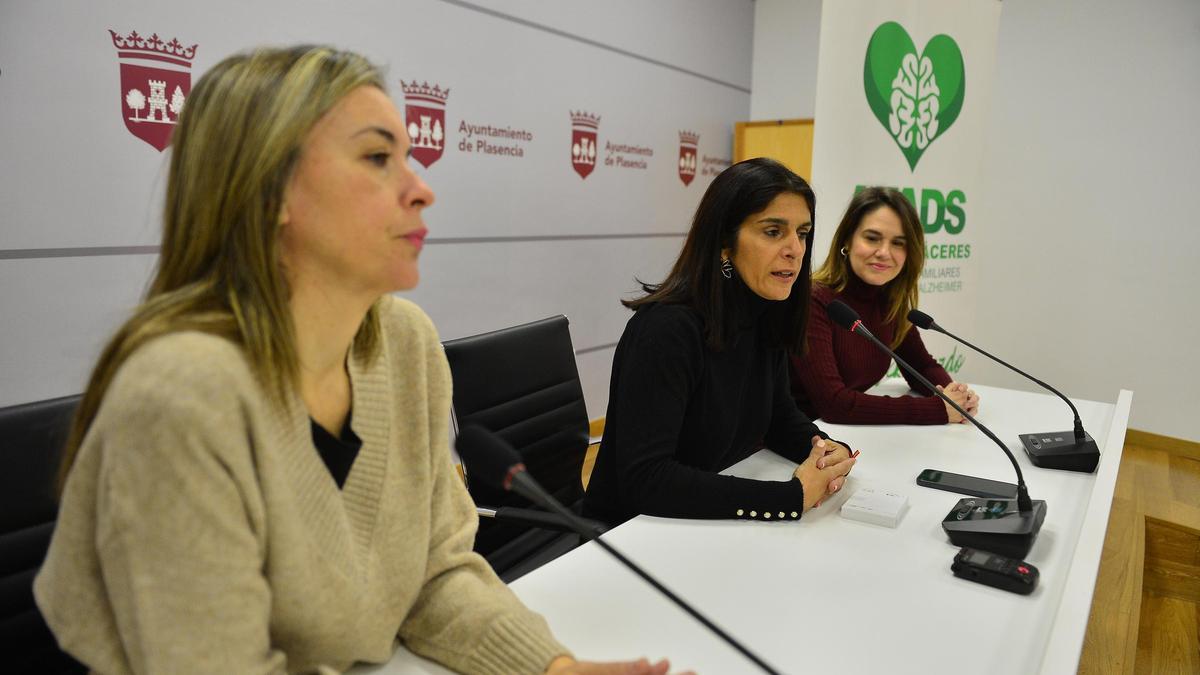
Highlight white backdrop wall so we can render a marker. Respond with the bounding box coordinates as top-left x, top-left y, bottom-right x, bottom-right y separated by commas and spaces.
749, 0, 822, 120
971, 0, 1200, 443
0, 0, 753, 419
752, 0, 1200, 442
